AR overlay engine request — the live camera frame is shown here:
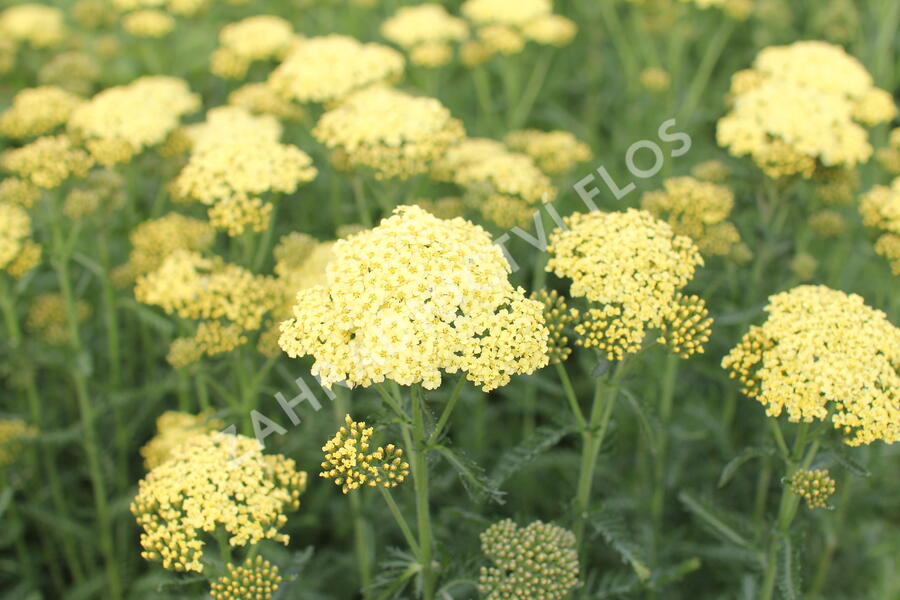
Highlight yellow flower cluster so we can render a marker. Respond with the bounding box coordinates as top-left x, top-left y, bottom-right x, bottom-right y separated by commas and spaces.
459, 0, 575, 62
320, 415, 410, 494
548, 209, 703, 360
717, 41, 896, 178
131, 432, 306, 572
211, 557, 282, 600
479, 519, 579, 600
809, 209, 847, 239
503, 129, 591, 175
859, 178, 900, 275
0, 178, 40, 208
171, 108, 316, 236
211, 16, 295, 80
641, 176, 741, 256
228, 83, 305, 122
68, 76, 200, 165
640, 67, 672, 93
789, 468, 836, 509
122, 10, 175, 38
0, 86, 83, 139
135, 250, 279, 332
140, 410, 224, 470
722, 285, 900, 446
114, 213, 214, 284
0, 202, 40, 278
815, 167, 858, 206
431, 138, 556, 228
656, 293, 713, 358
691, 159, 729, 183
531, 289, 578, 365
0, 417, 37, 469
313, 86, 465, 180
0, 4, 66, 48
268, 35, 405, 104
380, 4, 469, 67
26, 293, 91, 346
414, 196, 466, 220
279, 205, 550, 391
113, 0, 209, 17
38, 52, 101, 96
876, 128, 900, 174
1, 135, 93, 188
